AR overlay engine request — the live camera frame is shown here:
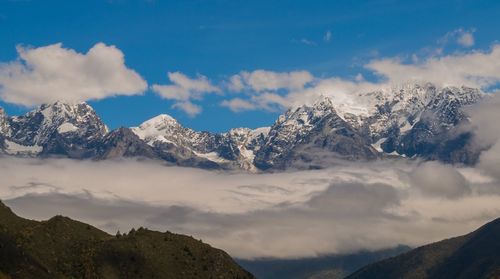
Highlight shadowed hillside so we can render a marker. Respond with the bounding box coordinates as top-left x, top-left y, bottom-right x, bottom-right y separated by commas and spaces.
0, 201, 253, 279
347, 218, 500, 279
237, 245, 409, 279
